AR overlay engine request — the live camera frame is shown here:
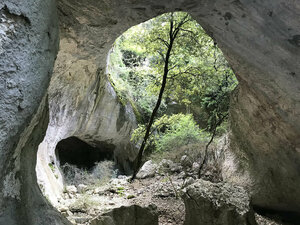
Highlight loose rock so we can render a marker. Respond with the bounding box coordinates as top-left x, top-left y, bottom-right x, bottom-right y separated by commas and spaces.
136, 160, 157, 179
